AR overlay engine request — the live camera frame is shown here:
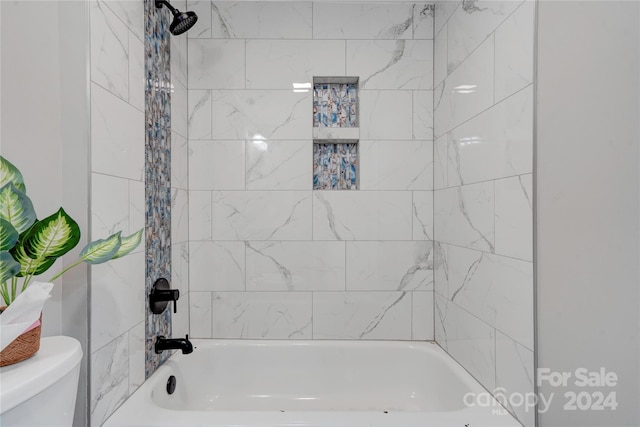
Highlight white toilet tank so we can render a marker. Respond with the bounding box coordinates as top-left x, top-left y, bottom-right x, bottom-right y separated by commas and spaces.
0, 336, 83, 426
